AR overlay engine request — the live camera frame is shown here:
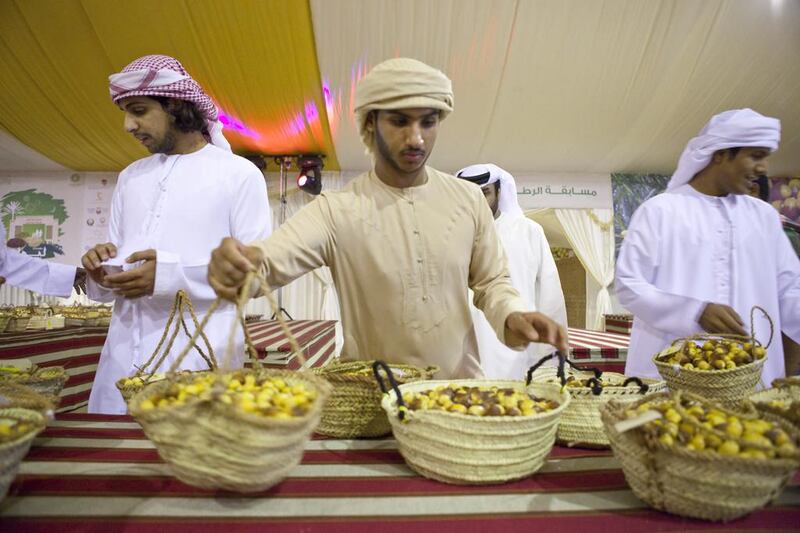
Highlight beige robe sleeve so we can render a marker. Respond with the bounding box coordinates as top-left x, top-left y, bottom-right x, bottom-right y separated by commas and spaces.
248, 195, 335, 288
468, 193, 528, 346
